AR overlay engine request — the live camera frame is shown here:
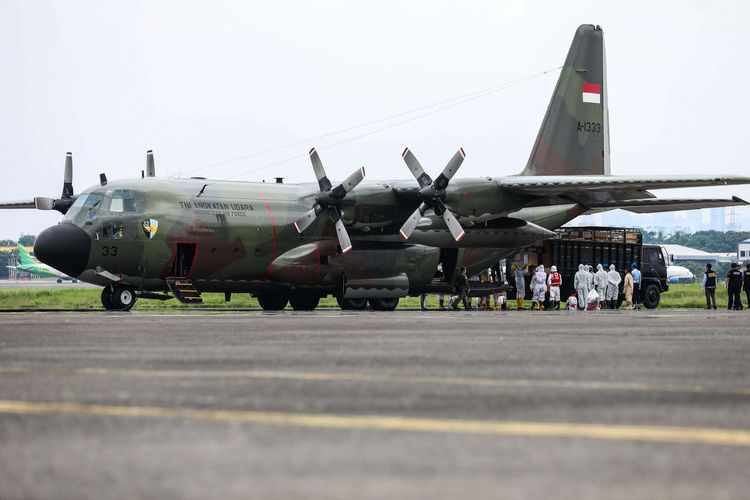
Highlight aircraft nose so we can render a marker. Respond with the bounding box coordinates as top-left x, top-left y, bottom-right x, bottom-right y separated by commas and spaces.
34, 223, 91, 278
